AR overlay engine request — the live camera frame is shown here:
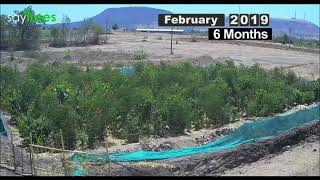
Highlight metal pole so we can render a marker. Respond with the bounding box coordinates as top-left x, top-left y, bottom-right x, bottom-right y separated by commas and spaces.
0, 135, 2, 165
251, 123, 256, 142
60, 130, 65, 156
29, 151, 32, 175
11, 131, 16, 172
170, 27, 173, 55
289, 27, 292, 48
29, 133, 35, 175
60, 129, 66, 175
105, 129, 111, 176
105, 19, 108, 42
21, 148, 24, 173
